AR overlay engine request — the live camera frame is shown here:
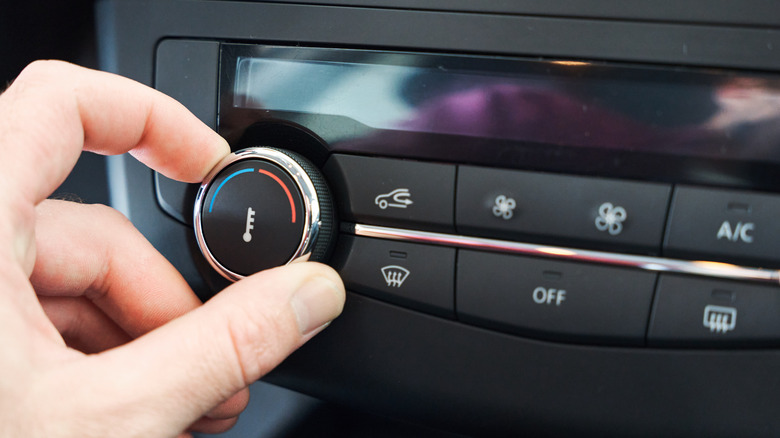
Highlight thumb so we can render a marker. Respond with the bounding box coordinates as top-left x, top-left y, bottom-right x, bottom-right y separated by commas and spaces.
88, 262, 345, 437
